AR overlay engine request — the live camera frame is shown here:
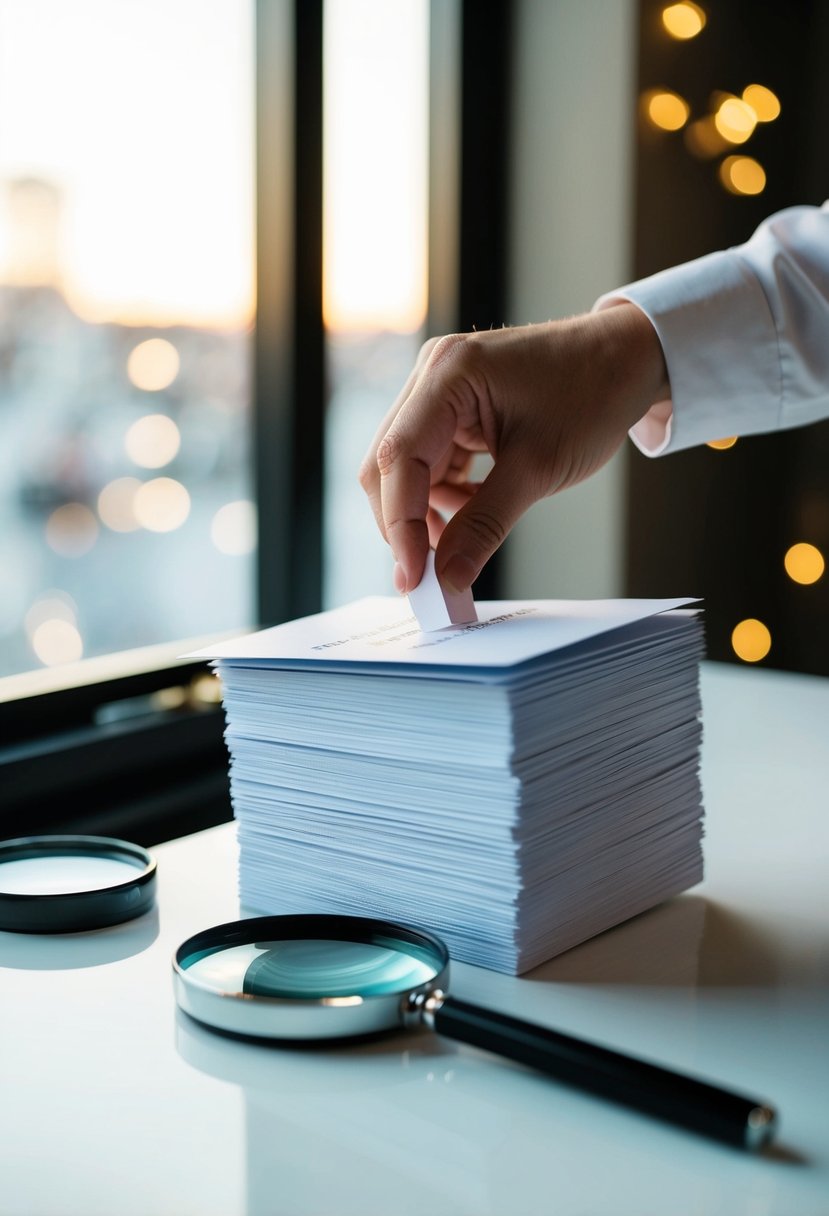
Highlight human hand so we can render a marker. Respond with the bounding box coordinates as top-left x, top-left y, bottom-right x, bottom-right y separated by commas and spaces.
359, 303, 668, 594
